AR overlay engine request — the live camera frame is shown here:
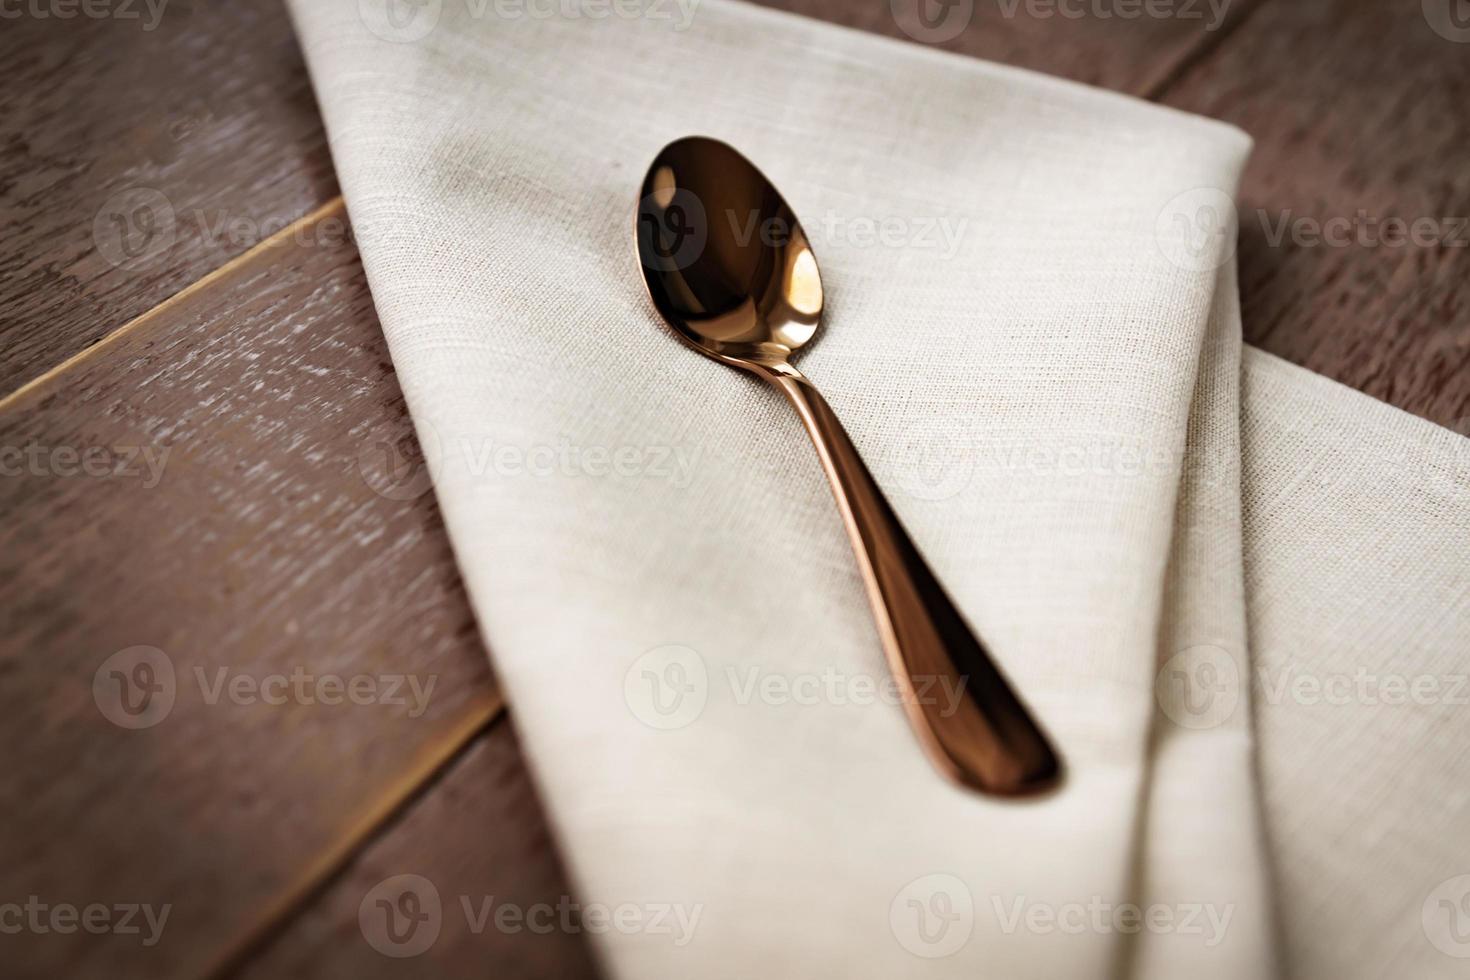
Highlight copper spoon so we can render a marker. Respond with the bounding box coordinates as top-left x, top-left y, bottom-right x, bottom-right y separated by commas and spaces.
633, 136, 1061, 796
